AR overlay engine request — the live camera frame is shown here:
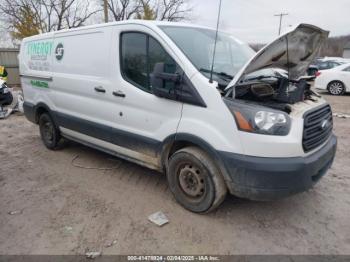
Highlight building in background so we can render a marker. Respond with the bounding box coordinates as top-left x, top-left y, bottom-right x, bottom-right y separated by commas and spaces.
343, 42, 350, 59
0, 48, 20, 86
